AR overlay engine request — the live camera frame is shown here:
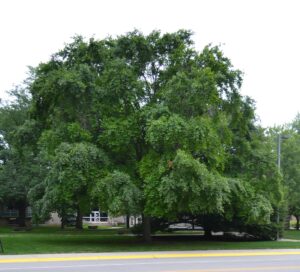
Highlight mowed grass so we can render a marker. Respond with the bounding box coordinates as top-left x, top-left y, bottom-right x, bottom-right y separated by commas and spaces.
1, 226, 300, 255
282, 230, 300, 240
